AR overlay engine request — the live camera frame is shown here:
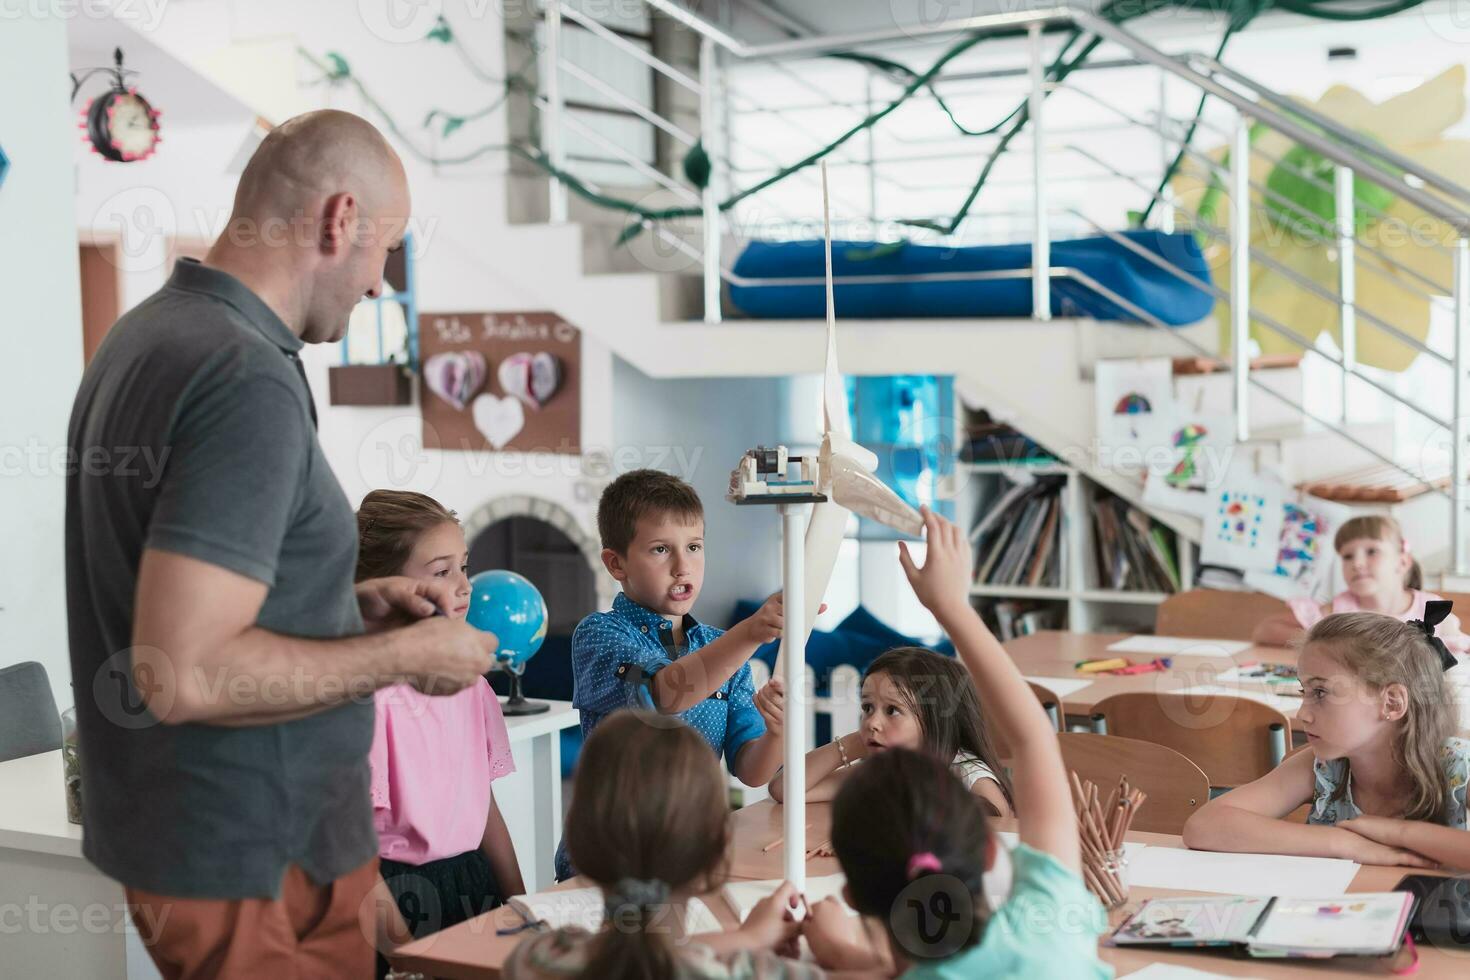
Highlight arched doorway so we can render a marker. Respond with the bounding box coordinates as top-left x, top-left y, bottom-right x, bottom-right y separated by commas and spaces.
462, 496, 607, 705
